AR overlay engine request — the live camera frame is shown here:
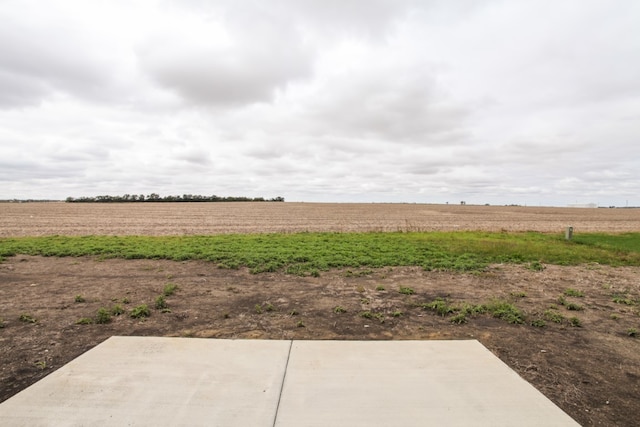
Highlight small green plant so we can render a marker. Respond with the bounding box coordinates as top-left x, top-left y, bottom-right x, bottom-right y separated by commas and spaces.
565, 302, 584, 311
530, 319, 546, 328
155, 295, 168, 309
510, 291, 527, 298
19, 313, 37, 323
612, 294, 635, 305
122, 297, 131, 304
76, 317, 93, 325
74, 295, 86, 303
543, 309, 565, 324
35, 361, 47, 370
296, 320, 305, 328
360, 311, 374, 319
289, 309, 299, 316
557, 295, 567, 306
610, 313, 619, 320
163, 283, 178, 296
111, 304, 125, 316
130, 304, 150, 318
627, 328, 638, 337
568, 316, 582, 327
485, 300, 525, 324
421, 298, 456, 317
95, 307, 111, 324
450, 313, 467, 324
564, 288, 585, 297
333, 306, 347, 314
398, 286, 415, 295
254, 304, 263, 314
375, 285, 386, 291
264, 303, 275, 312
527, 261, 545, 271
392, 310, 403, 317
356, 285, 366, 293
